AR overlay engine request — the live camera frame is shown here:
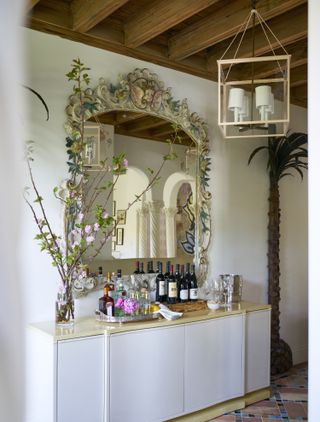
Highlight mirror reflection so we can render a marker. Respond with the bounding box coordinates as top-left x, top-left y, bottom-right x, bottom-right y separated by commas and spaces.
83, 111, 198, 274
